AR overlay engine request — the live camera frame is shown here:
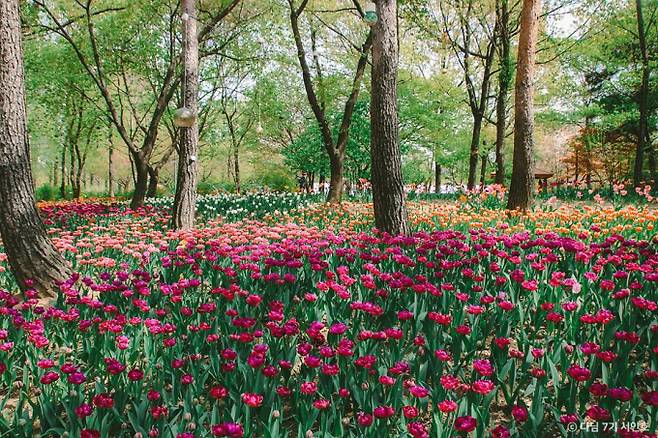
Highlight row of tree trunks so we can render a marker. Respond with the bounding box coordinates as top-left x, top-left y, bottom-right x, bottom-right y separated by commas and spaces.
0, 0, 72, 298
